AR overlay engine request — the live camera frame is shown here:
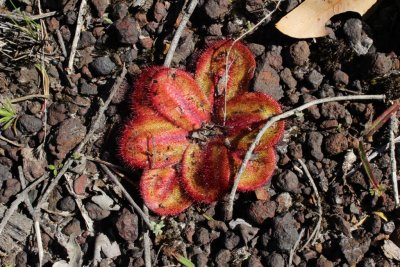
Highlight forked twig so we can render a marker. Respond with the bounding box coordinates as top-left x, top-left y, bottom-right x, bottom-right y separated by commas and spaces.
297, 159, 322, 249
100, 164, 154, 230
163, 0, 198, 67
18, 166, 43, 267
224, 94, 386, 220
0, 174, 48, 235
